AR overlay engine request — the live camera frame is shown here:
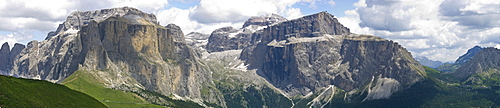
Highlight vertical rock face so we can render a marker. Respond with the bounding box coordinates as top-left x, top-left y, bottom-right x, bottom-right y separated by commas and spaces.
0, 43, 10, 72
452, 47, 500, 83
242, 12, 424, 99
46, 7, 157, 40
5, 7, 221, 105
78, 15, 213, 100
0, 43, 26, 74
